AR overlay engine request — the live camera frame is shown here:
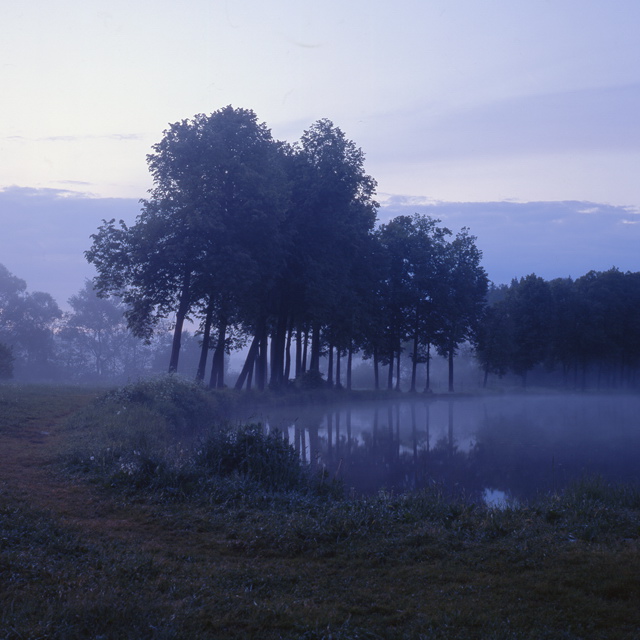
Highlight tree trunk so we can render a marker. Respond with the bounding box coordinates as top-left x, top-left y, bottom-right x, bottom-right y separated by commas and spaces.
195, 300, 214, 382
301, 327, 308, 374
284, 317, 293, 383
234, 333, 260, 390
424, 343, 431, 393
448, 348, 455, 393
395, 350, 401, 391
269, 307, 288, 388
347, 345, 353, 390
335, 349, 342, 389
168, 269, 191, 373
246, 361, 254, 391
295, 323, 303, 377
209, 317, 227, 389
410, 333, 418, 392
387, 350, 394, 390
257, 325, 269, 391
327, 343, 334, 387
309, 322, 321, 373
373, 348, 379, 390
